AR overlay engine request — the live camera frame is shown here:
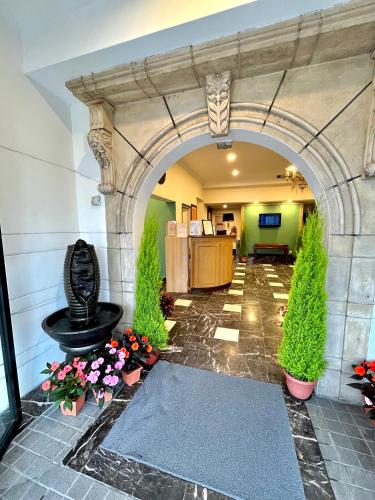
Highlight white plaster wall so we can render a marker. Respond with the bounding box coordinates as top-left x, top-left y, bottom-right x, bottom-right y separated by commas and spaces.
0, 16, 79, 407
